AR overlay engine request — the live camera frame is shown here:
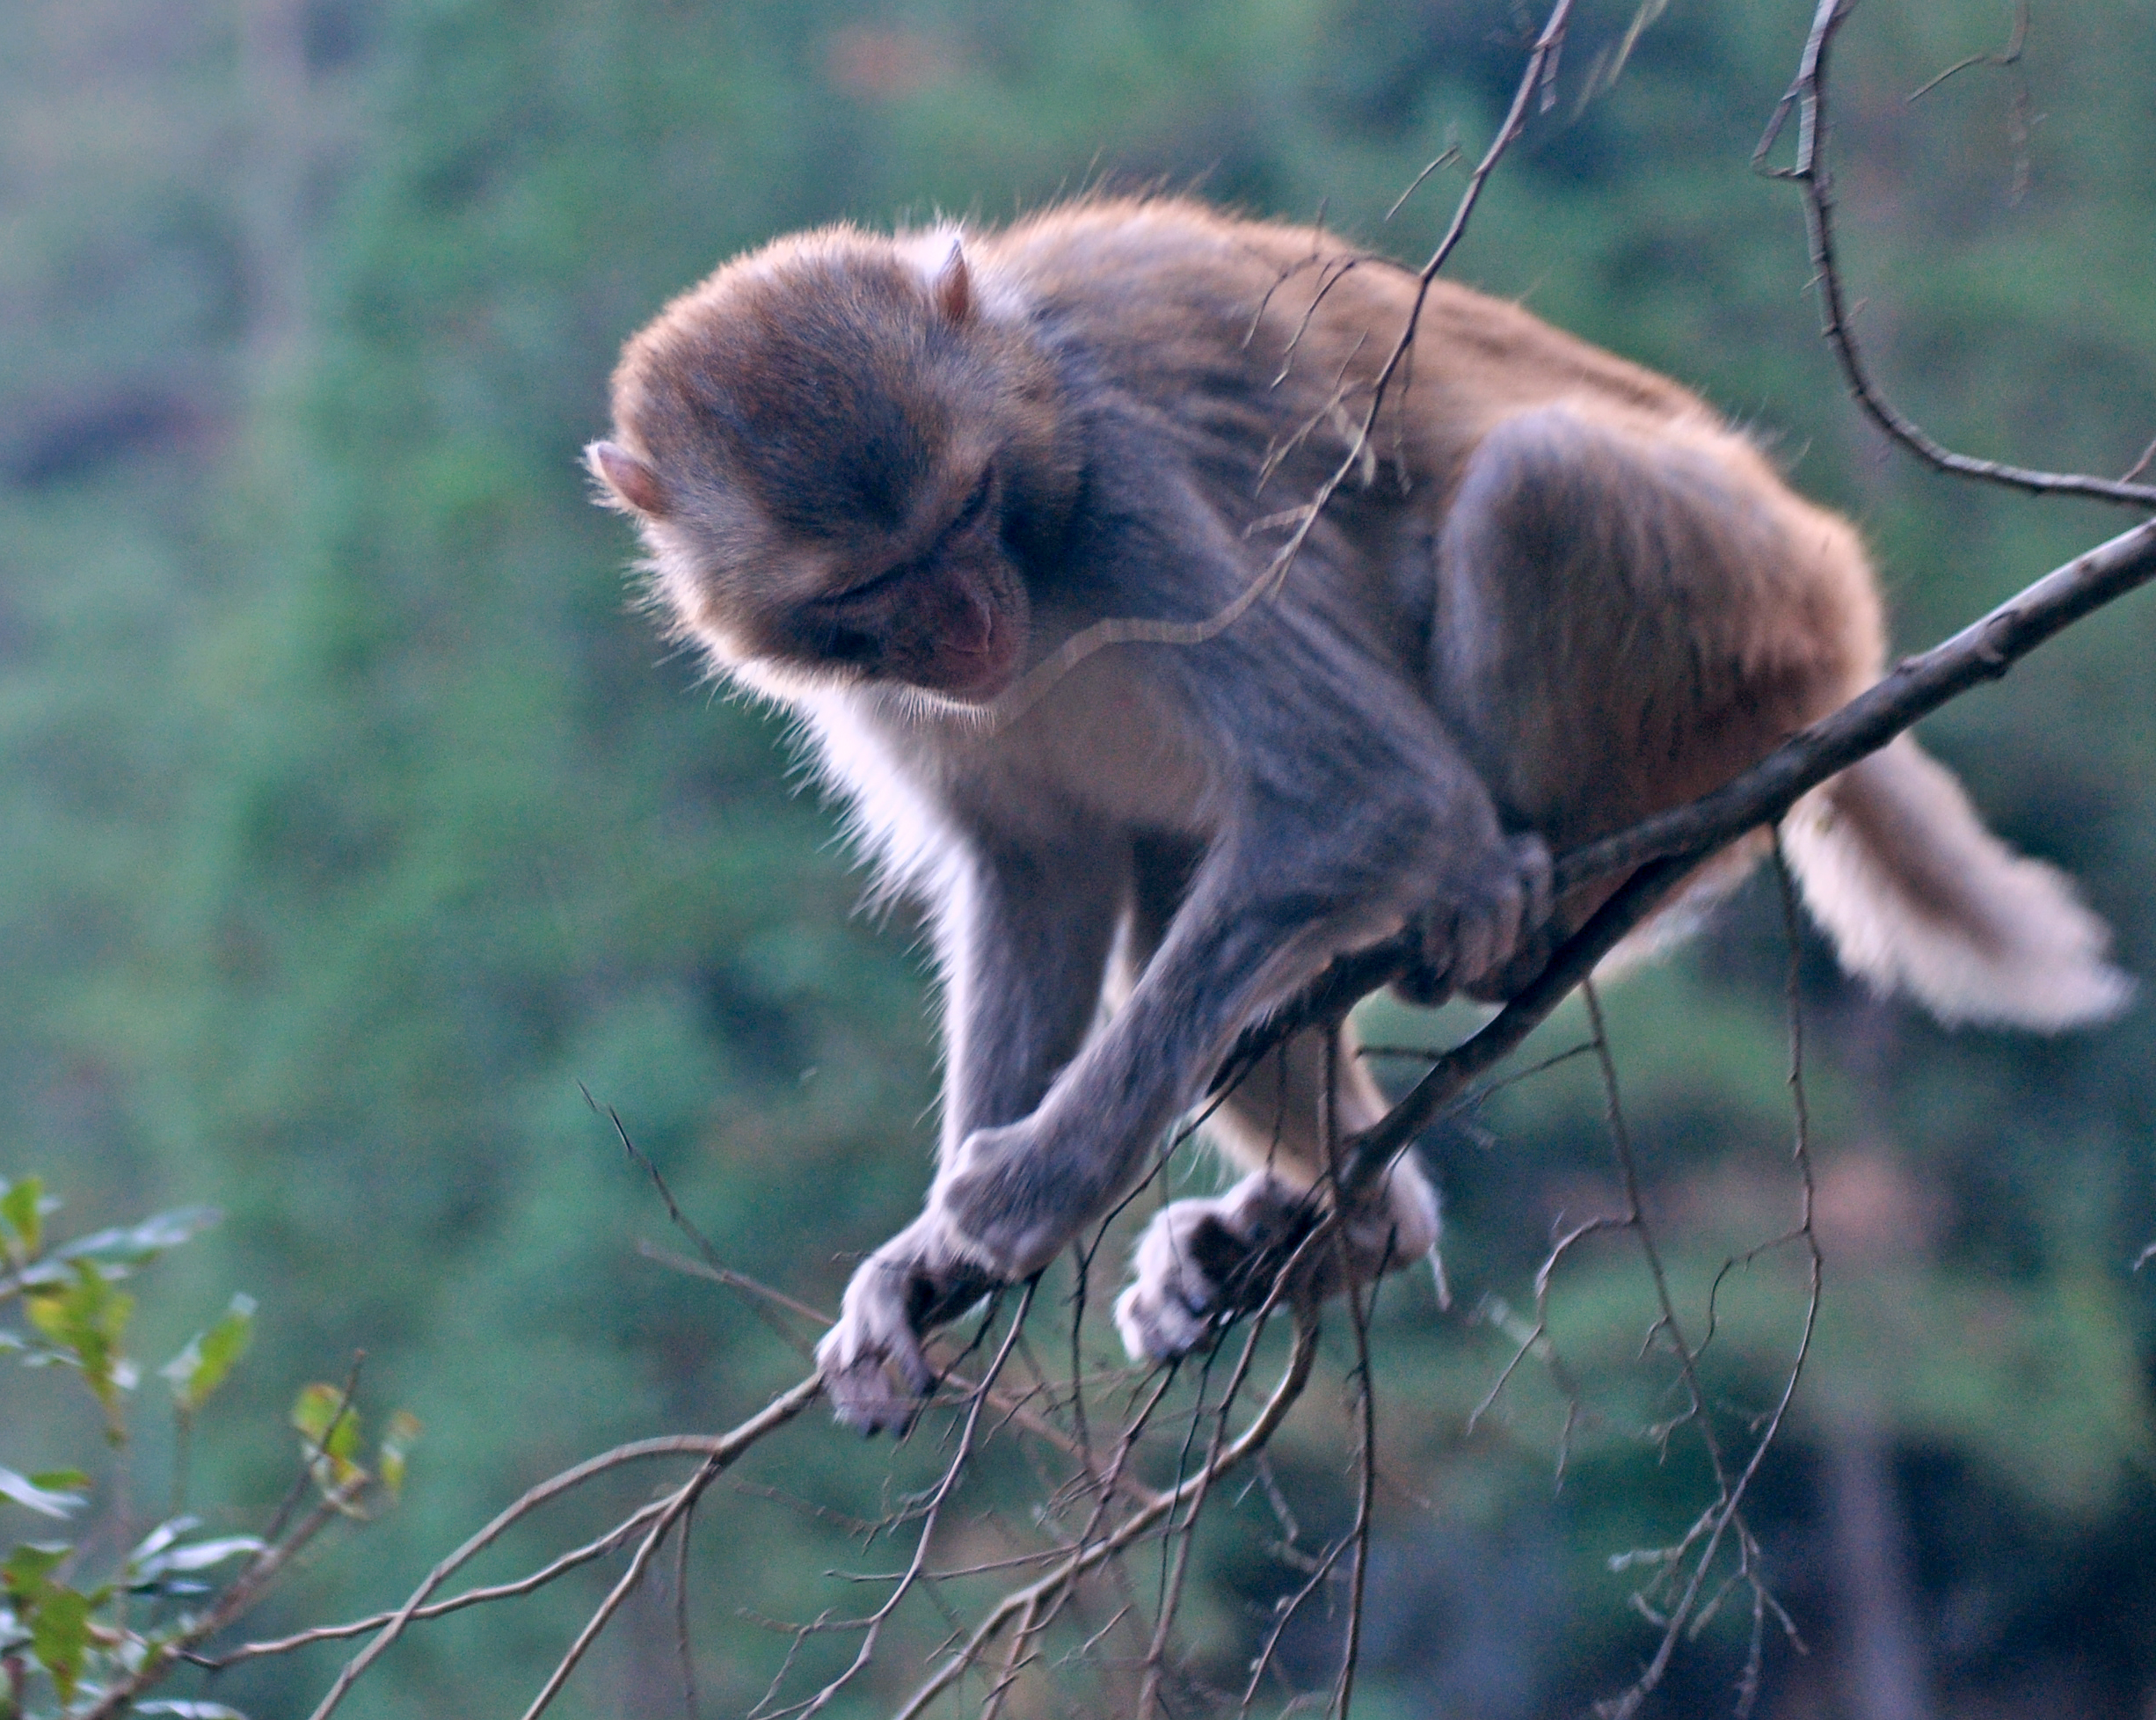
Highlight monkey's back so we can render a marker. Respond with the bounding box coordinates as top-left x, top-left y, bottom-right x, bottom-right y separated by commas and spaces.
971, 198, 1879, 711
978, 197, 1715, 507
